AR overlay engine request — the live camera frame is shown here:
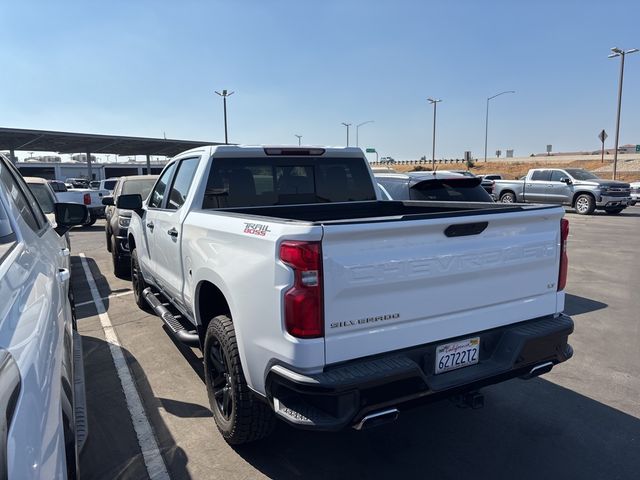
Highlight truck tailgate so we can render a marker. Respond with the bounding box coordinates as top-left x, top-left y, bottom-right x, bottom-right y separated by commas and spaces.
321, 207, 564, 364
